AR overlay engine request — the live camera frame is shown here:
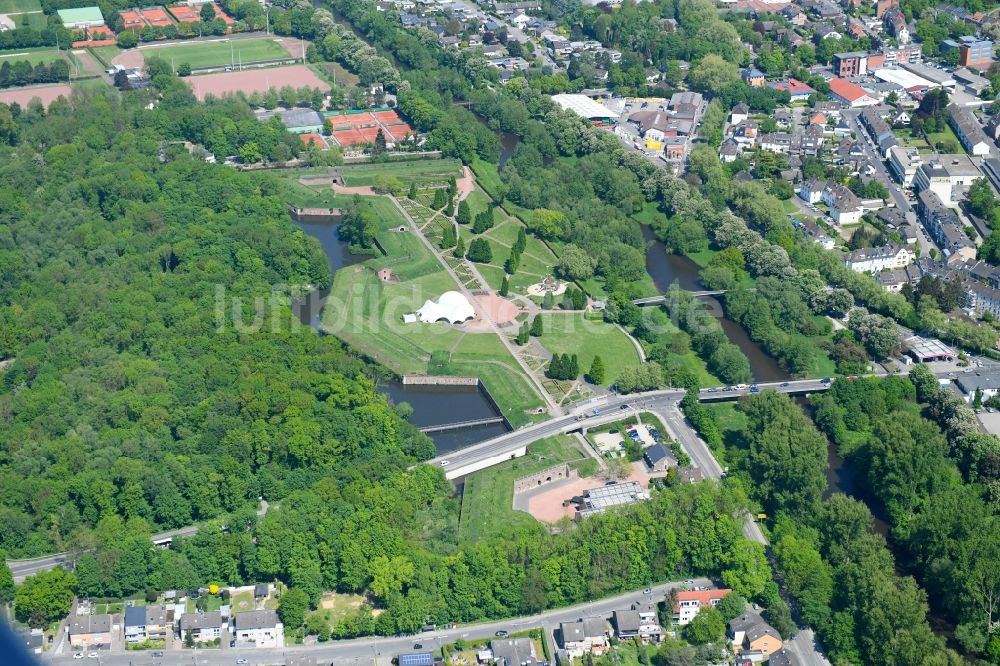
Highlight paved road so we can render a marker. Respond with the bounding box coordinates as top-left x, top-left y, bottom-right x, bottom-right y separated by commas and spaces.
842, 110, 936, 257
7, 501, 269, 582
43, 579, 710, 666
430, 380, 833, 476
